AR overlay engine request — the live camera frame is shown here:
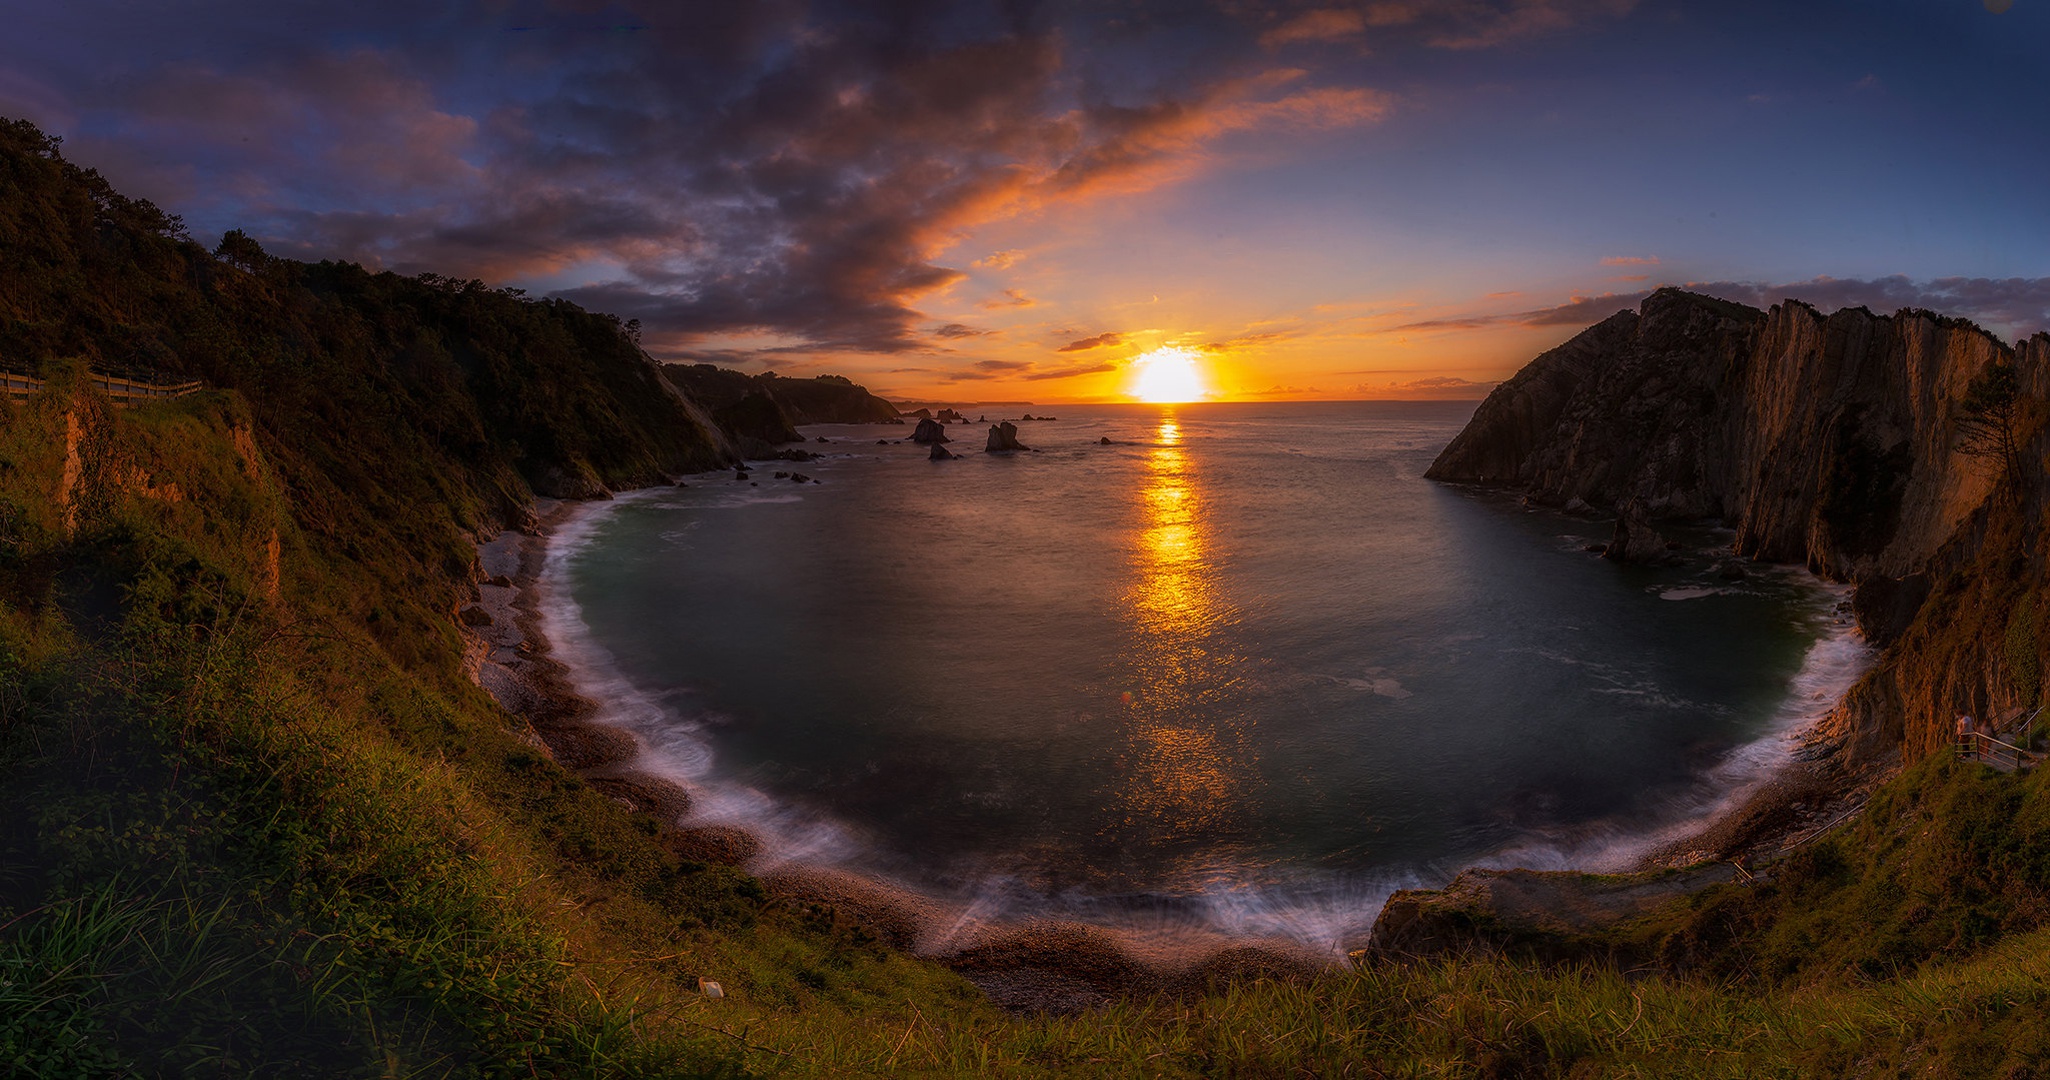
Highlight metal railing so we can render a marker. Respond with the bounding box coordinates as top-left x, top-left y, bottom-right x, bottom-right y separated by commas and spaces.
1956, 731, 2041, 772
